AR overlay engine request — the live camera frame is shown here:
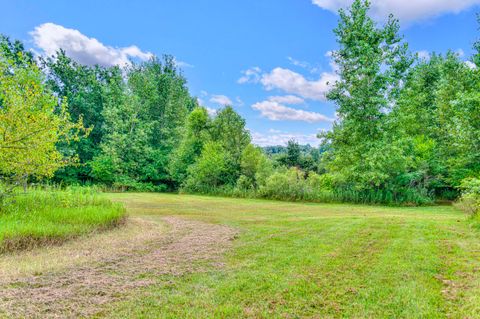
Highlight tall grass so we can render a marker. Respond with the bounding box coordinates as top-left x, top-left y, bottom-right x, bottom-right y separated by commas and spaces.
0, 186, 126, 253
